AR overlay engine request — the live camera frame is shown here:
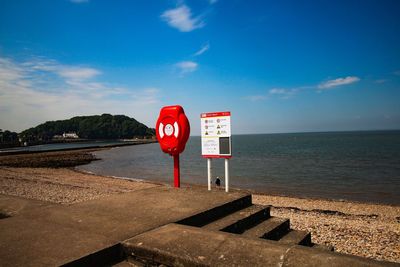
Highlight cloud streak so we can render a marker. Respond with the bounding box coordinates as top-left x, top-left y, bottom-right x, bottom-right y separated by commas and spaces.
58, 67, 100, 80
175, 60, 198, 75
269, 88, 298, 99
318, 76, 360, 90
161, 5, 204, 32
193, 43, 210, 56
245, 75, 360, 102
